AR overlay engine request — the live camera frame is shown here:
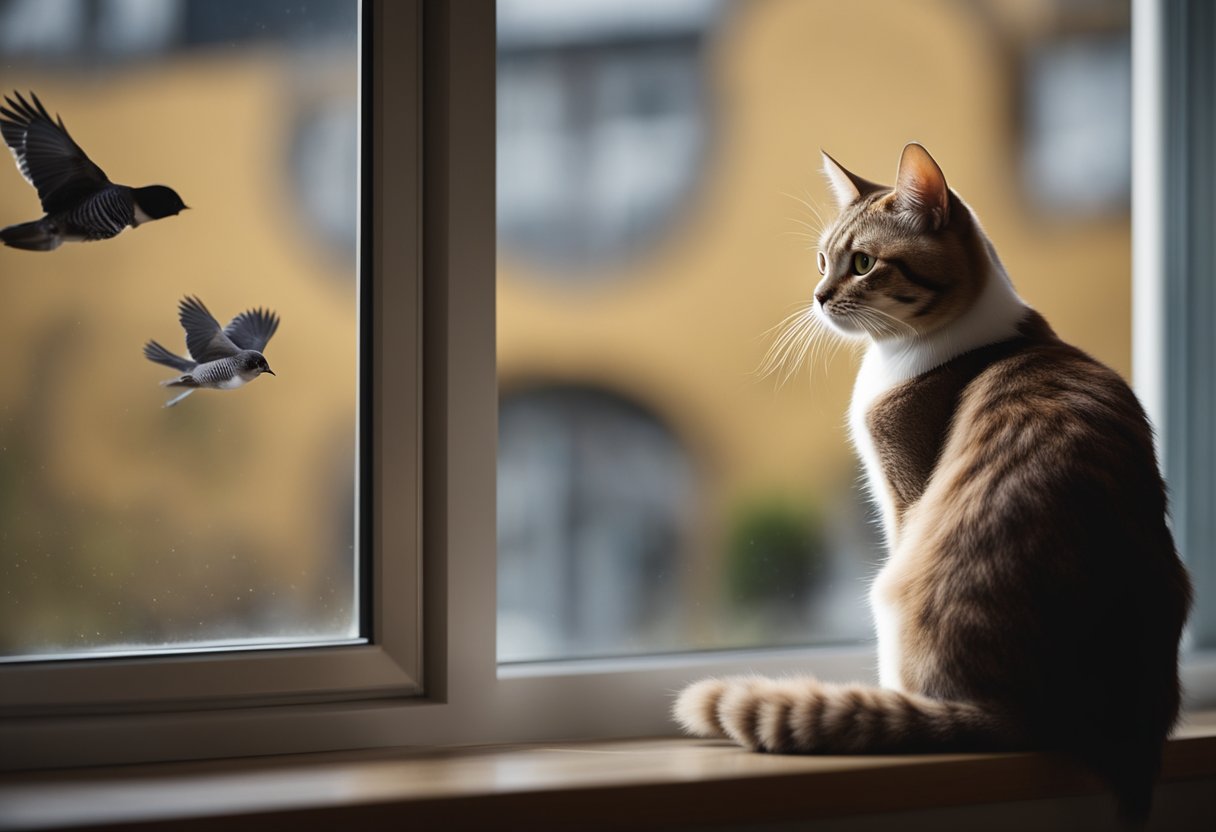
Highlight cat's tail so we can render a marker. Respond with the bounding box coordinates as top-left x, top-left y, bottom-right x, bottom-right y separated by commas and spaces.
675, 676, 1159, 824
673, 675, 1021, 754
